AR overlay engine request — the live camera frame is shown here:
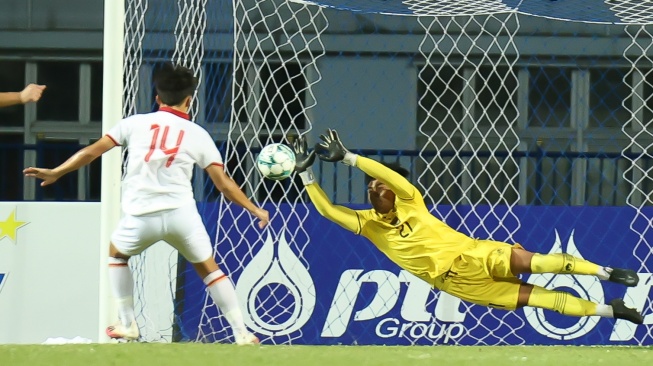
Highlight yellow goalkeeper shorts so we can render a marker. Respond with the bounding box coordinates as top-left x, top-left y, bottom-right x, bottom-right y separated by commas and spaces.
433, 239, 524, 310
